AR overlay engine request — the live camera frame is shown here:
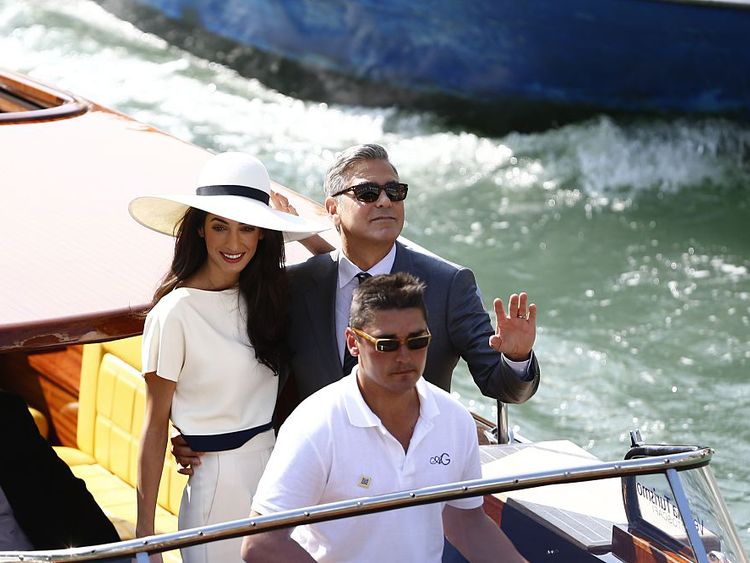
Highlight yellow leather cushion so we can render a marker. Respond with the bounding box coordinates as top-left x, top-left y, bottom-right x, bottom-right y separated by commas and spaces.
69, 463, 178, 538
64, 336, 187, 562
77, 337, 186, 516
28, 407, 49, 439
77, 337, 143, 457
55, 445, 96, 466
54, 449, 183, 563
